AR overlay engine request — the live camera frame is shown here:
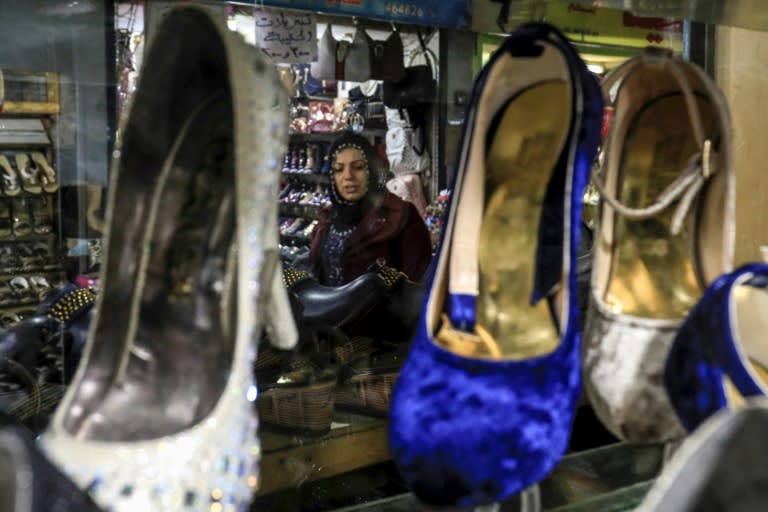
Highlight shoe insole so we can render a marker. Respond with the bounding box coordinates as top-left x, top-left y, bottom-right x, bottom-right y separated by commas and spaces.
605, 94, 716, 319
66, 95, 237, 441
438, 81, 570, 360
